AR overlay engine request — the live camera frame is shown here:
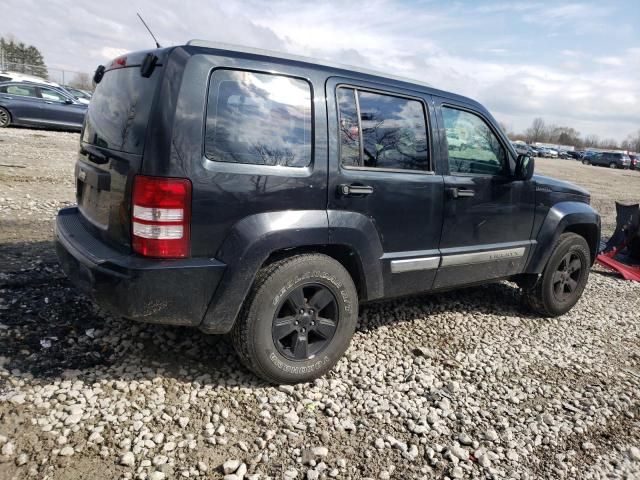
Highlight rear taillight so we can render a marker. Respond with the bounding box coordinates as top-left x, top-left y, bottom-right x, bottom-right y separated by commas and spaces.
131, 175, 192, 258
